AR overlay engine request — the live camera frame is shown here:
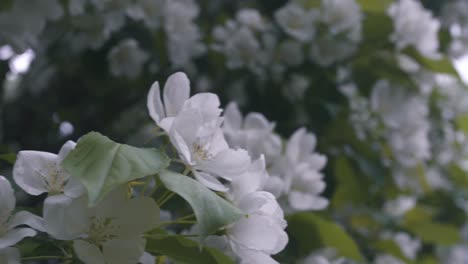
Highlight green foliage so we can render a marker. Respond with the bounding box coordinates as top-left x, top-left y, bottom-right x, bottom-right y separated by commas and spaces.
62, 132, 170, 206
332, 156, 369, 208
357, 0, 392, 13
404, 222, 460, 245
0, 153, 16, 164
403, 48, 460, 76
145, 235, 234, 264
287, 212, 363, 261
158, 170, 243, 236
